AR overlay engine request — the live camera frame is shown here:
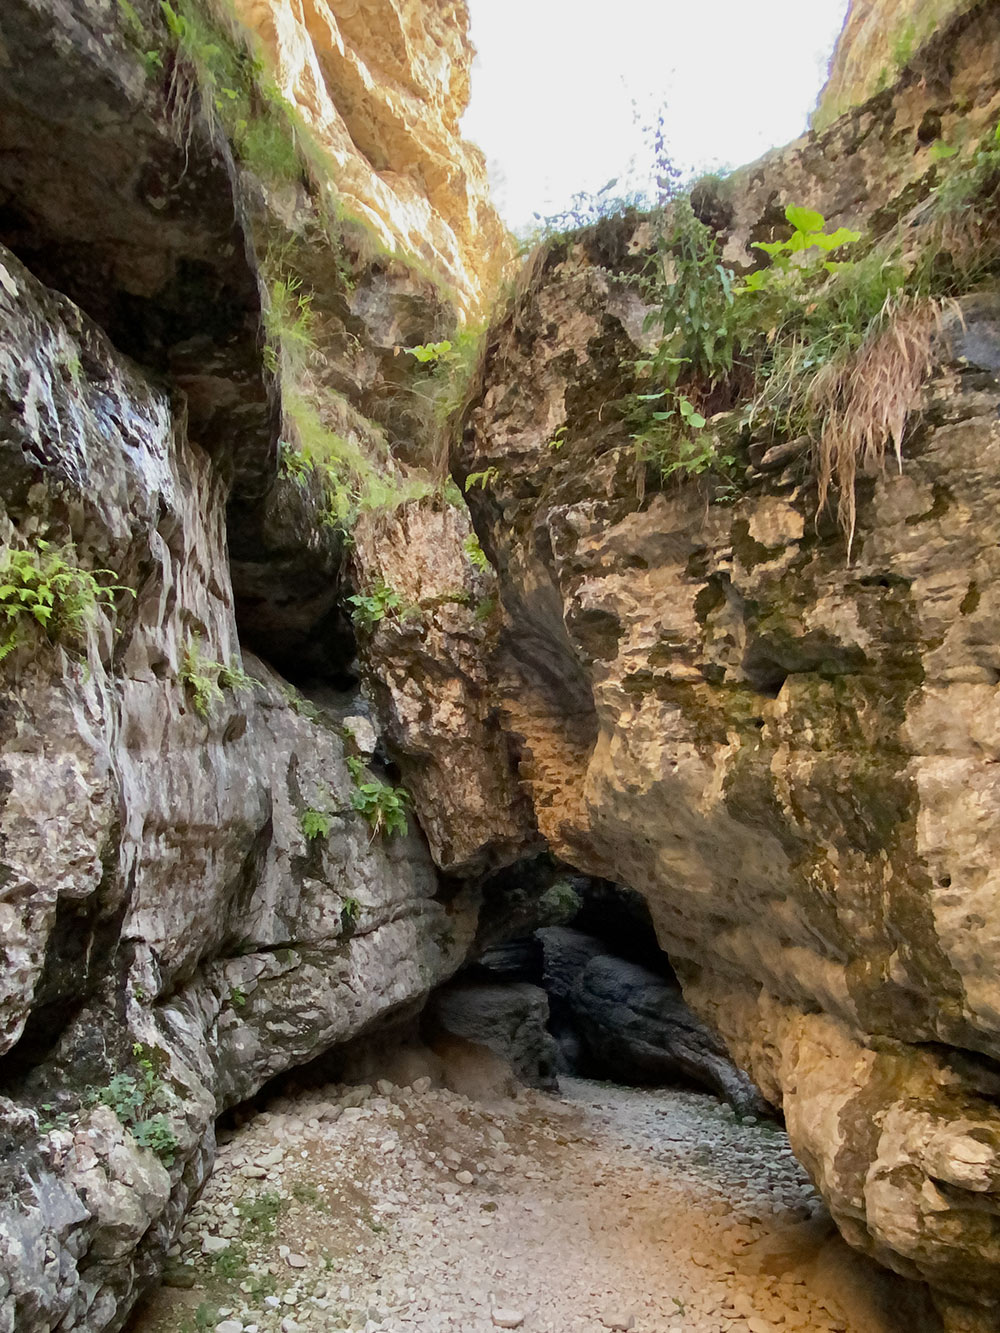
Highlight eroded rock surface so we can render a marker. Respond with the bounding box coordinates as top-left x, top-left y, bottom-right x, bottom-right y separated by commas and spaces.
0, 239, 476, 1330
459, 14, 1000, 1324
234, 0, 512, 316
